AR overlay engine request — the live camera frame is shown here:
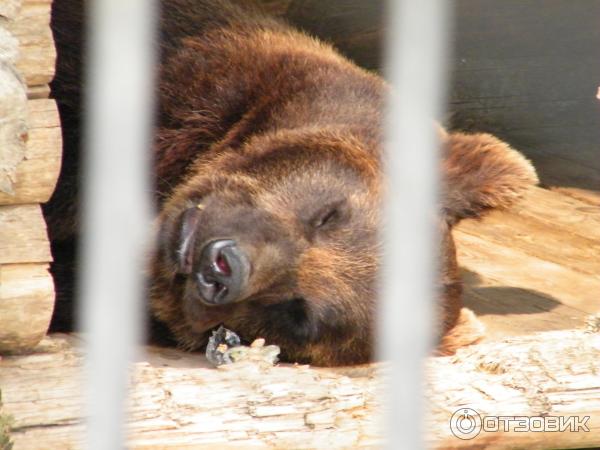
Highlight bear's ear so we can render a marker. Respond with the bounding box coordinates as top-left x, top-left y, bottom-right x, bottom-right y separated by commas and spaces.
441, 132, 538, 224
